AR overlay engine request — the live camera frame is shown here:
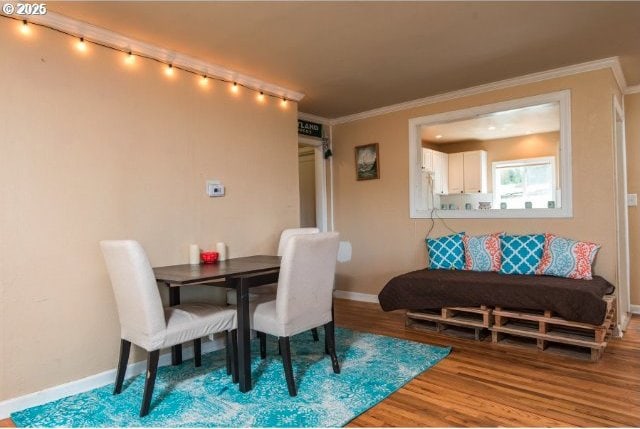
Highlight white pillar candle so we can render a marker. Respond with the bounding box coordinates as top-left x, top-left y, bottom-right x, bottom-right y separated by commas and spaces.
216, 242, 227, 261
189, 244, 200, 265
